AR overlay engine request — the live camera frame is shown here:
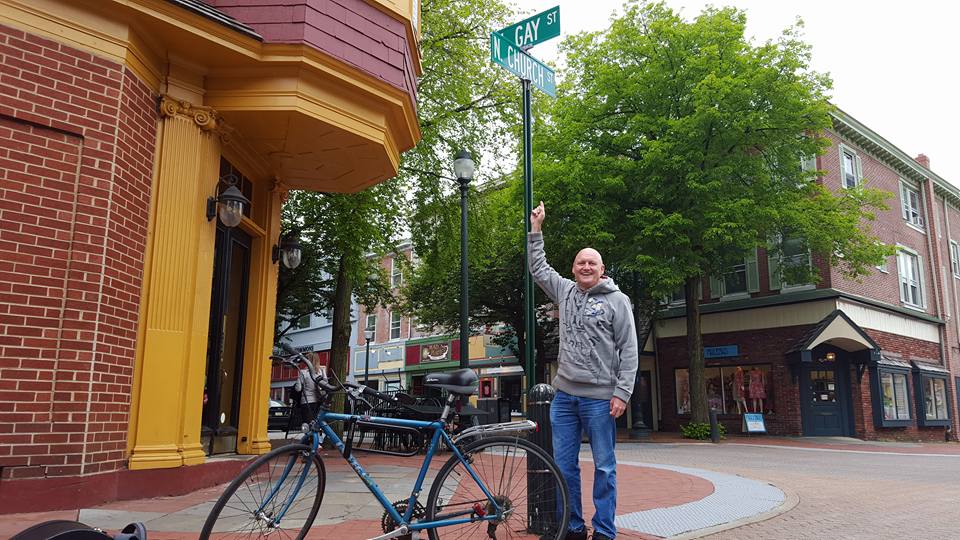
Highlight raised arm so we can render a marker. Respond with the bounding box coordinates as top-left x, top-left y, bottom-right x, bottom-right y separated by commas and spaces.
527, 201, 572, 303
